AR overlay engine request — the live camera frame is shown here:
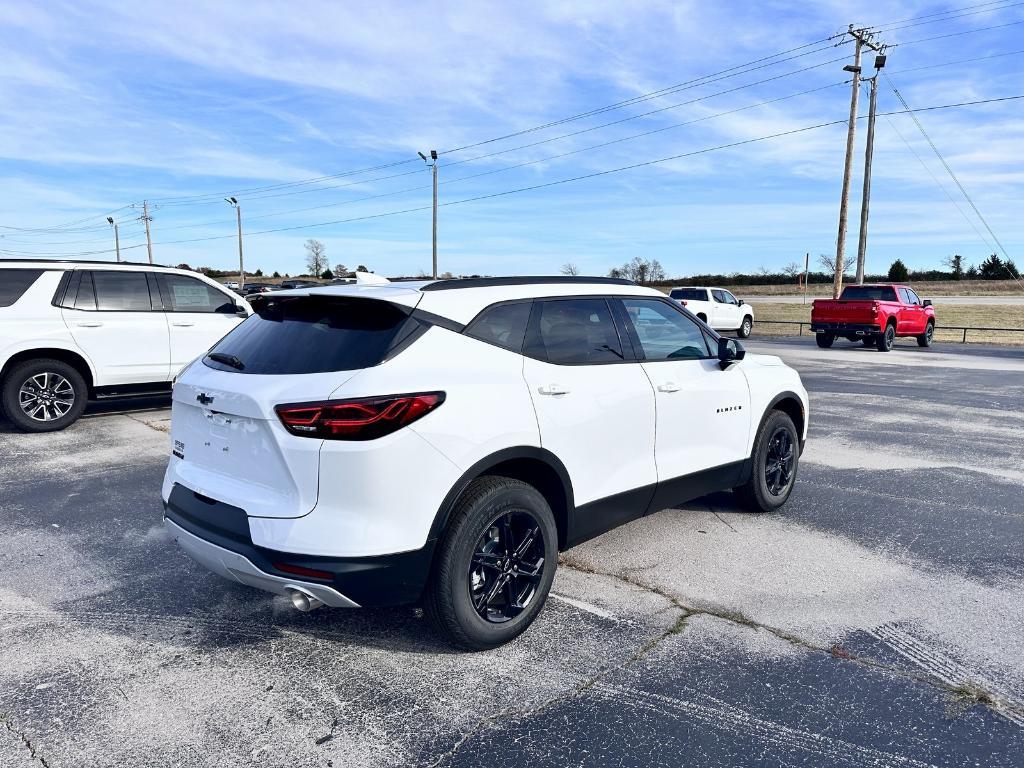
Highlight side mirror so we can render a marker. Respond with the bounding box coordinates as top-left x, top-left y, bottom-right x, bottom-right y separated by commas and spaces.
738, 299, 745, 306
922, 299, 932, 307
234, 302, 249, 318
717, 337, 745, 369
